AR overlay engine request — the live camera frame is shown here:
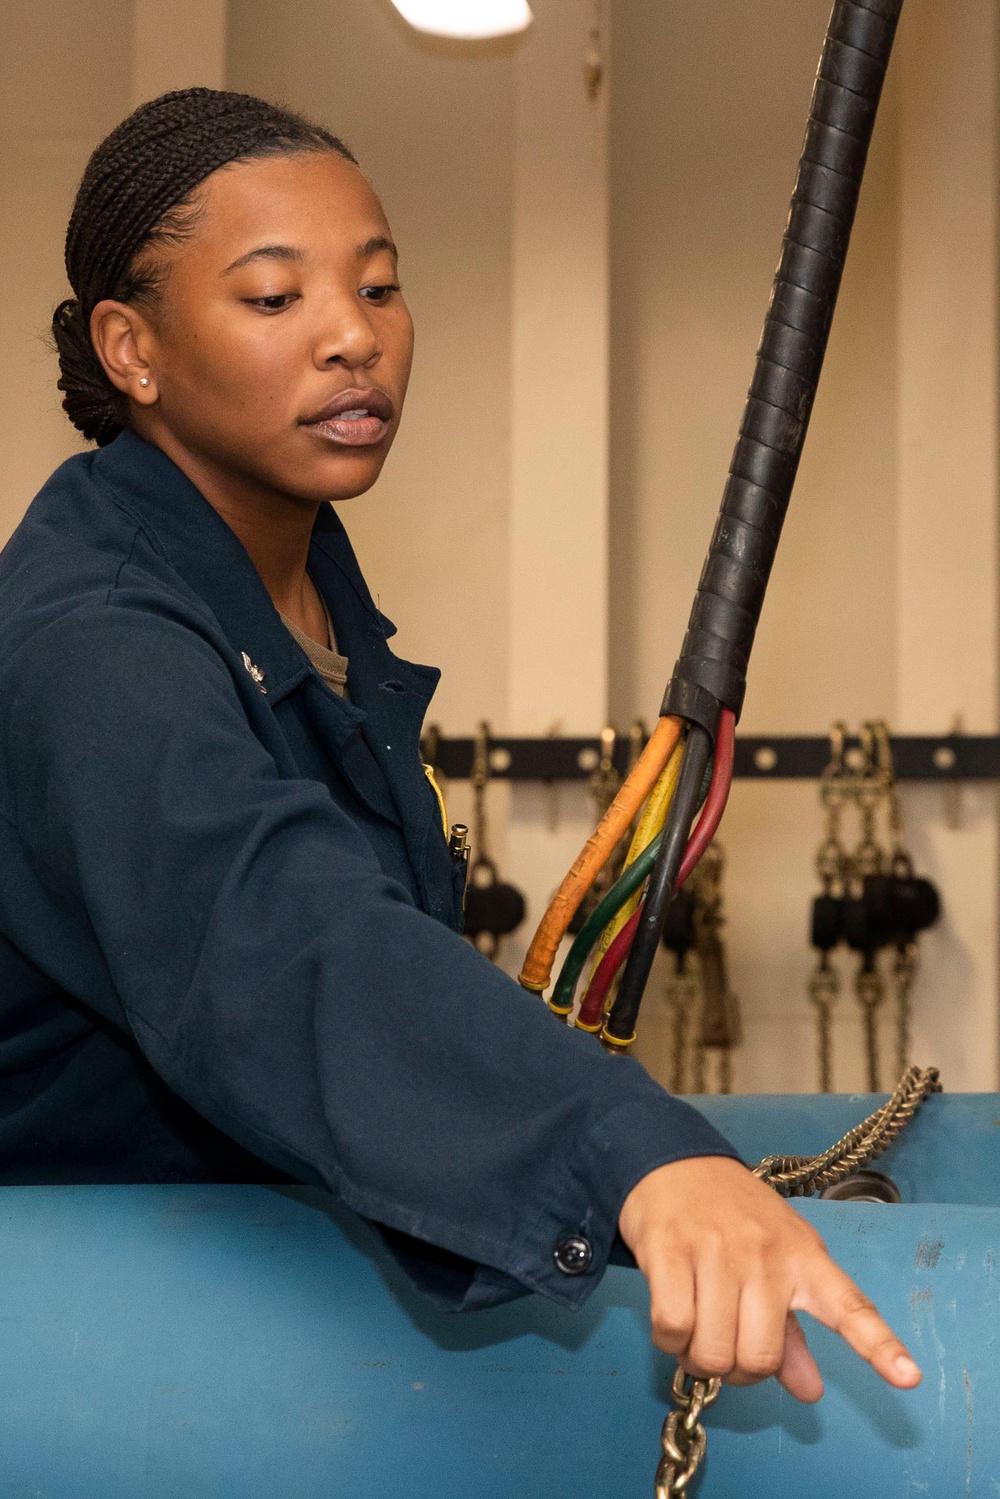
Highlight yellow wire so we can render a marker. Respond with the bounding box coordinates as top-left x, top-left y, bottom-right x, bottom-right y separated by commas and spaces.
625, 736, 685, 868
587, 737, 685, 971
